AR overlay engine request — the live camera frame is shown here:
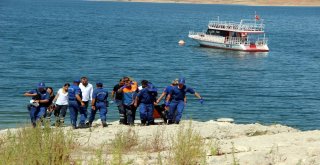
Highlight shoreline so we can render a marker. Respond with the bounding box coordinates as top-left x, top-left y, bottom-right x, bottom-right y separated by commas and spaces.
88, 0, 320, 7
1, 120, 320, 164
